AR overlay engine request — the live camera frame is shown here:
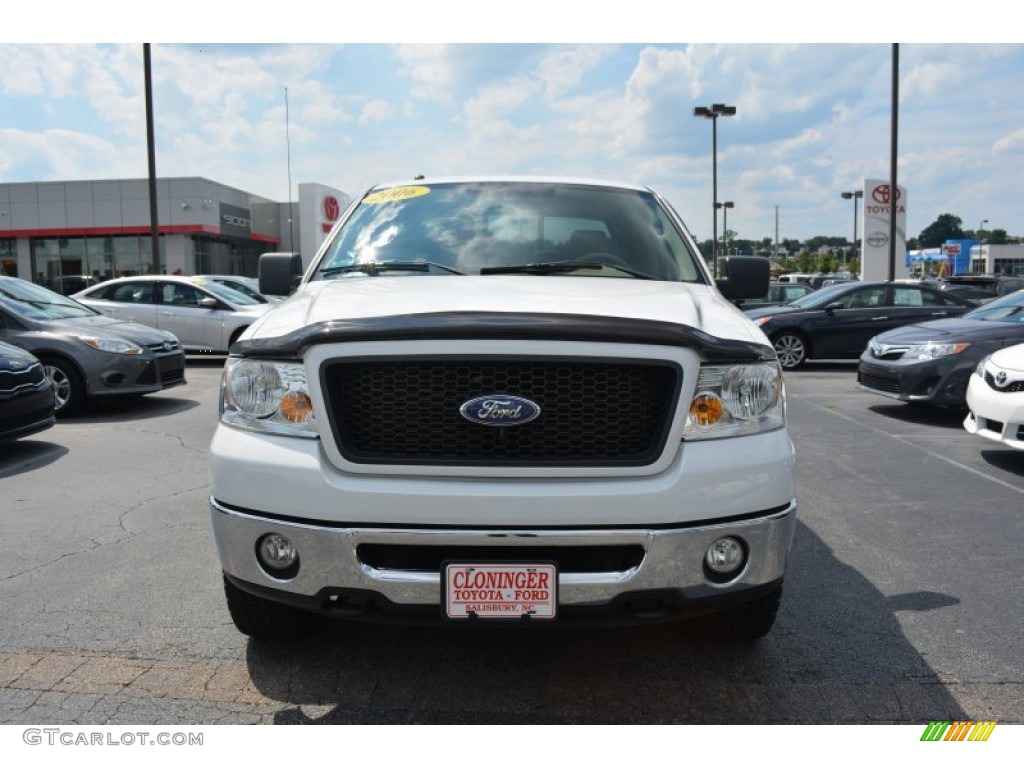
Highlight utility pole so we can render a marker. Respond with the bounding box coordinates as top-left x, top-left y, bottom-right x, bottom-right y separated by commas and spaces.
774, 205, 779, 260
144, 44, 161, 275
888, 44, 899, 282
